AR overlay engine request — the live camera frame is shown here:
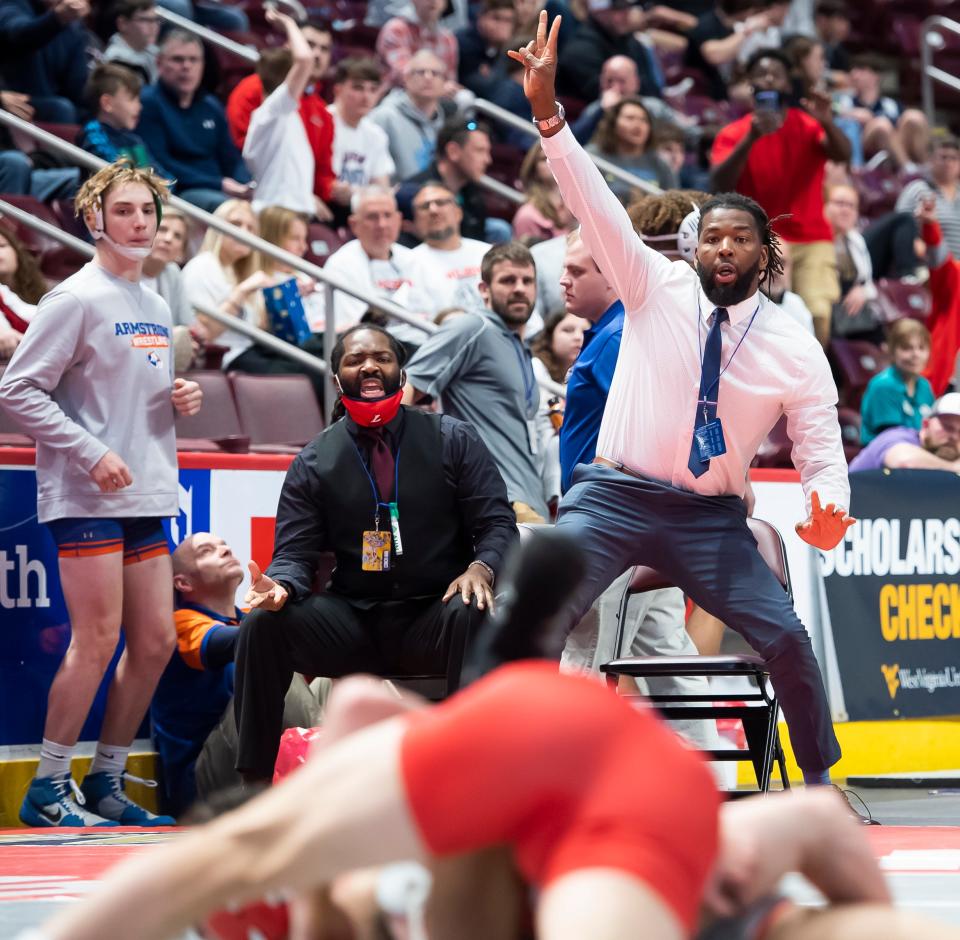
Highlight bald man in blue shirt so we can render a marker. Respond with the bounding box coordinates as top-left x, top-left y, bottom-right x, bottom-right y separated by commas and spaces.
558, 230, 624, 494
